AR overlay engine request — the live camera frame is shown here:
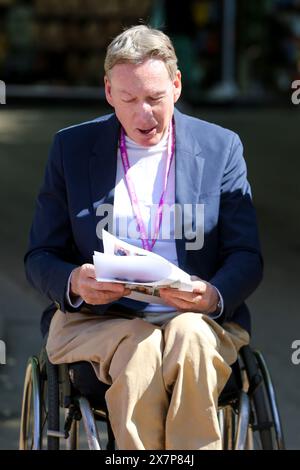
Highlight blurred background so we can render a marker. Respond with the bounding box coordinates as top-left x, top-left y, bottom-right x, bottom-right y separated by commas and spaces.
1, 0, 300, 102
0, 0, 300, 449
